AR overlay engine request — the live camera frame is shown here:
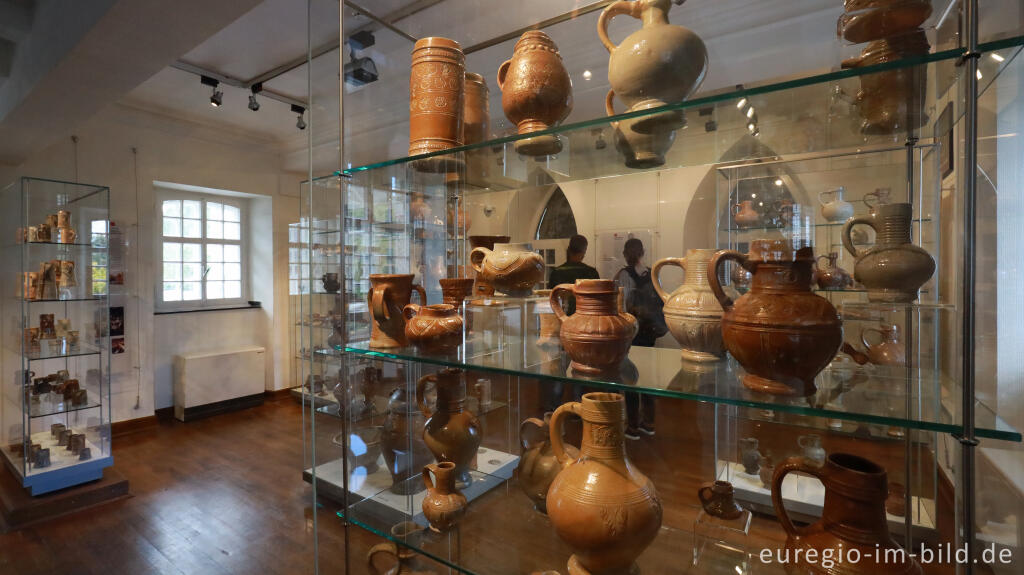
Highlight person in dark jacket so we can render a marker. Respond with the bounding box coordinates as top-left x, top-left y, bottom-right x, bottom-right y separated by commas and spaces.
548, 234, 600, 289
